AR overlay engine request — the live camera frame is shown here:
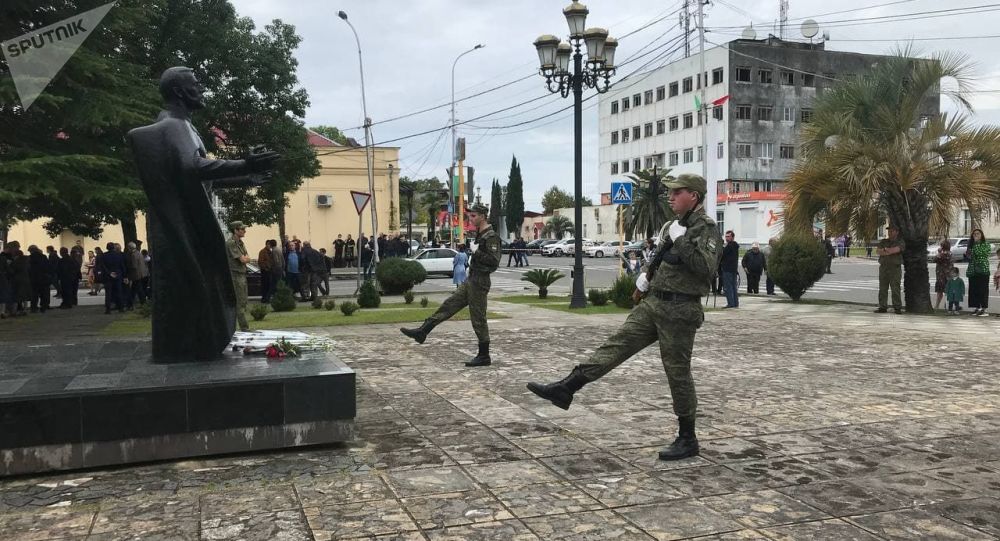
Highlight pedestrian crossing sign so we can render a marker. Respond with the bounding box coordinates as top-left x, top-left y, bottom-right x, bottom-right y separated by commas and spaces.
611, 181, 633, 205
